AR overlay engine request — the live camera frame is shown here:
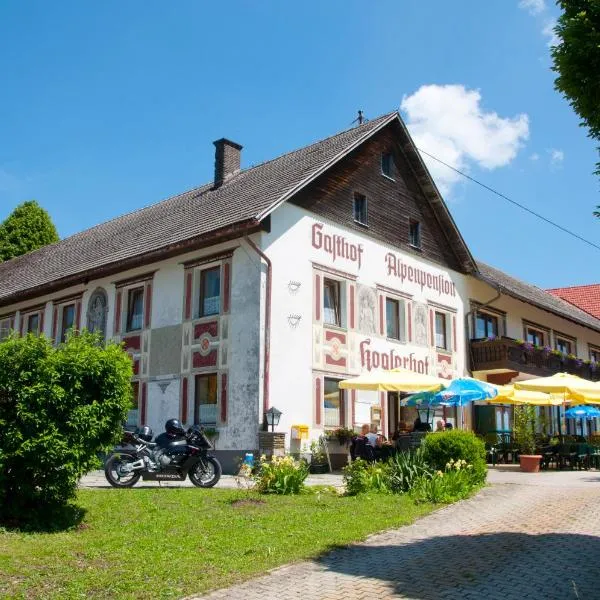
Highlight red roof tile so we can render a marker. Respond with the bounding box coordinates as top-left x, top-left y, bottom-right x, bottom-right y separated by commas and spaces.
547, 284, 600, 320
